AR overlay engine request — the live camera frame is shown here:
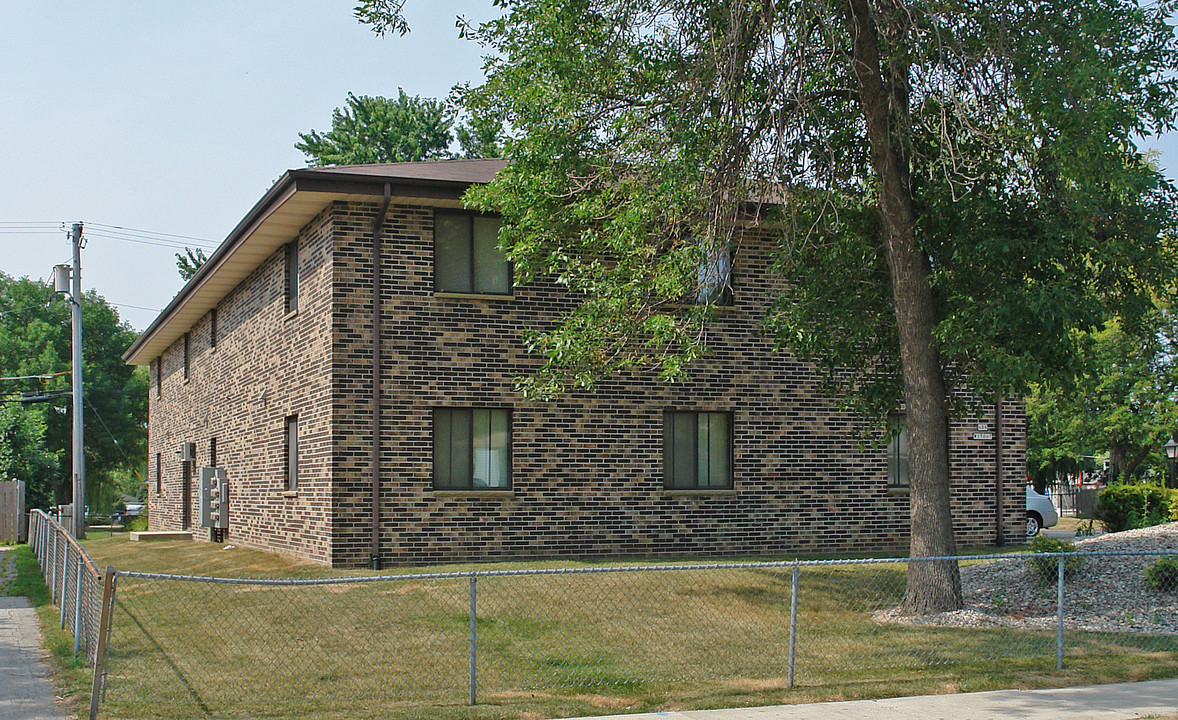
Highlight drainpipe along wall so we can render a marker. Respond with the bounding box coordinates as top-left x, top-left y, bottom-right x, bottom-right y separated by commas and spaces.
995, 397, 1005, 546
370, 184, 392, 569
